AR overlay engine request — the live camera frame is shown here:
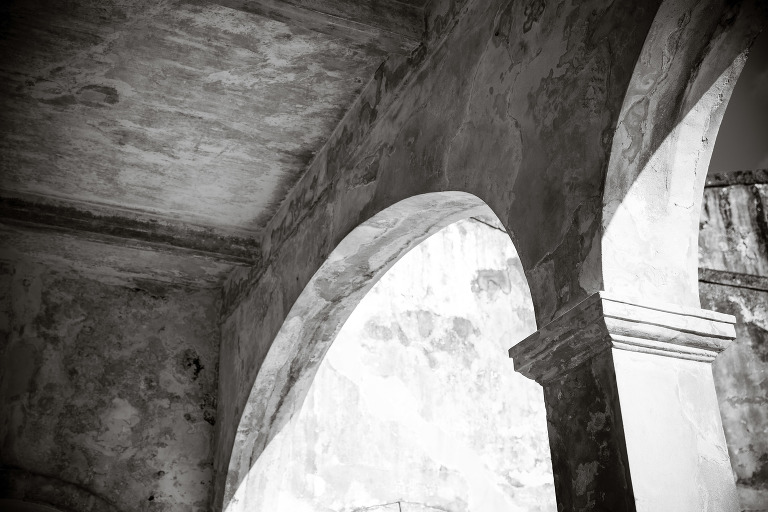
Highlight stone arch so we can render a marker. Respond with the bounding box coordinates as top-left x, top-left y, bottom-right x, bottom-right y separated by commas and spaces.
211, 0, 659, 501
601, 0, 766, 307
211, 1, 766, 507
219, 192, 538, 511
